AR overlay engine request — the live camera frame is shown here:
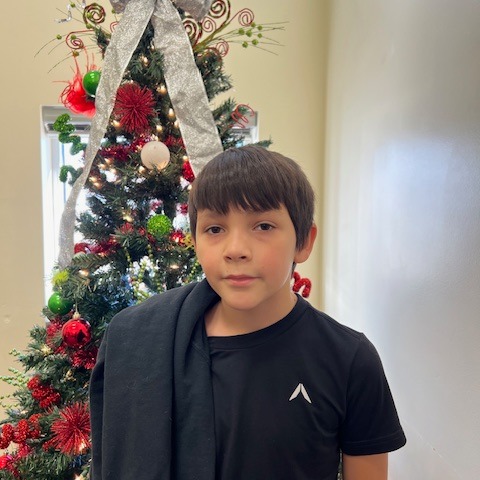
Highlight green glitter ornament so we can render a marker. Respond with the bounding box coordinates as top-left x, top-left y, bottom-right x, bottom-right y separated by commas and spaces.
147, 214, 173, 239
47, 292, 74, 315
